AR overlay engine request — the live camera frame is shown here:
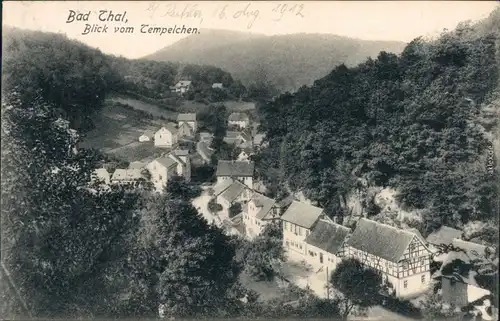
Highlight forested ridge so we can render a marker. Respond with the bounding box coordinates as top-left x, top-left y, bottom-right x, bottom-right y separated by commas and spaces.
256, 19, 500, 241
2, 27, 240, 130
